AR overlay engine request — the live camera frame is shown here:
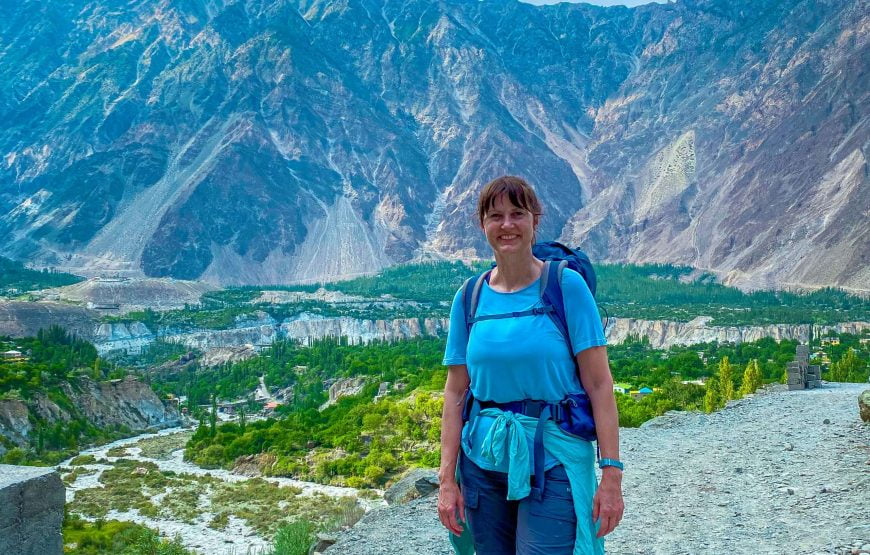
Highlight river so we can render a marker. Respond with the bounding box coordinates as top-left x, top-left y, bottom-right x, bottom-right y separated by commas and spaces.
58, 426, 384, 554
